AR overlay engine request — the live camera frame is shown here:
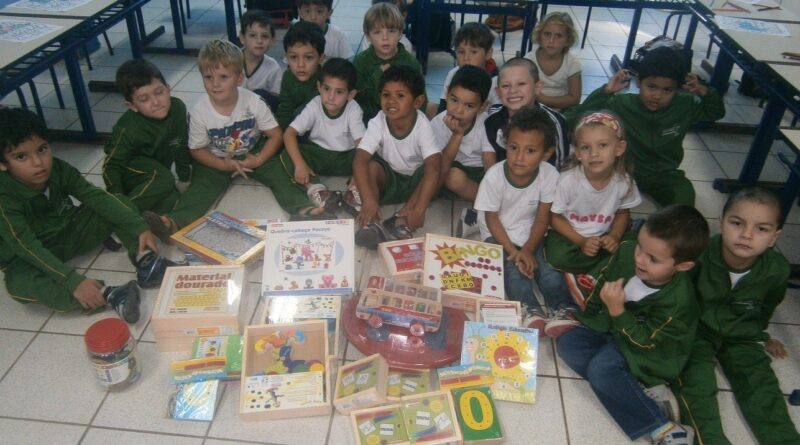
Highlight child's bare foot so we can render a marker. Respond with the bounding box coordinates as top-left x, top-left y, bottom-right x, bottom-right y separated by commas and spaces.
142, 211, 175, 243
